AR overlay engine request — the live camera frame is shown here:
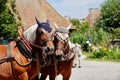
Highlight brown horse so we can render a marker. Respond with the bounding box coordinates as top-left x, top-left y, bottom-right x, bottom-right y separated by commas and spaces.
38, 23, 75, 80
0, 18, 54, 80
